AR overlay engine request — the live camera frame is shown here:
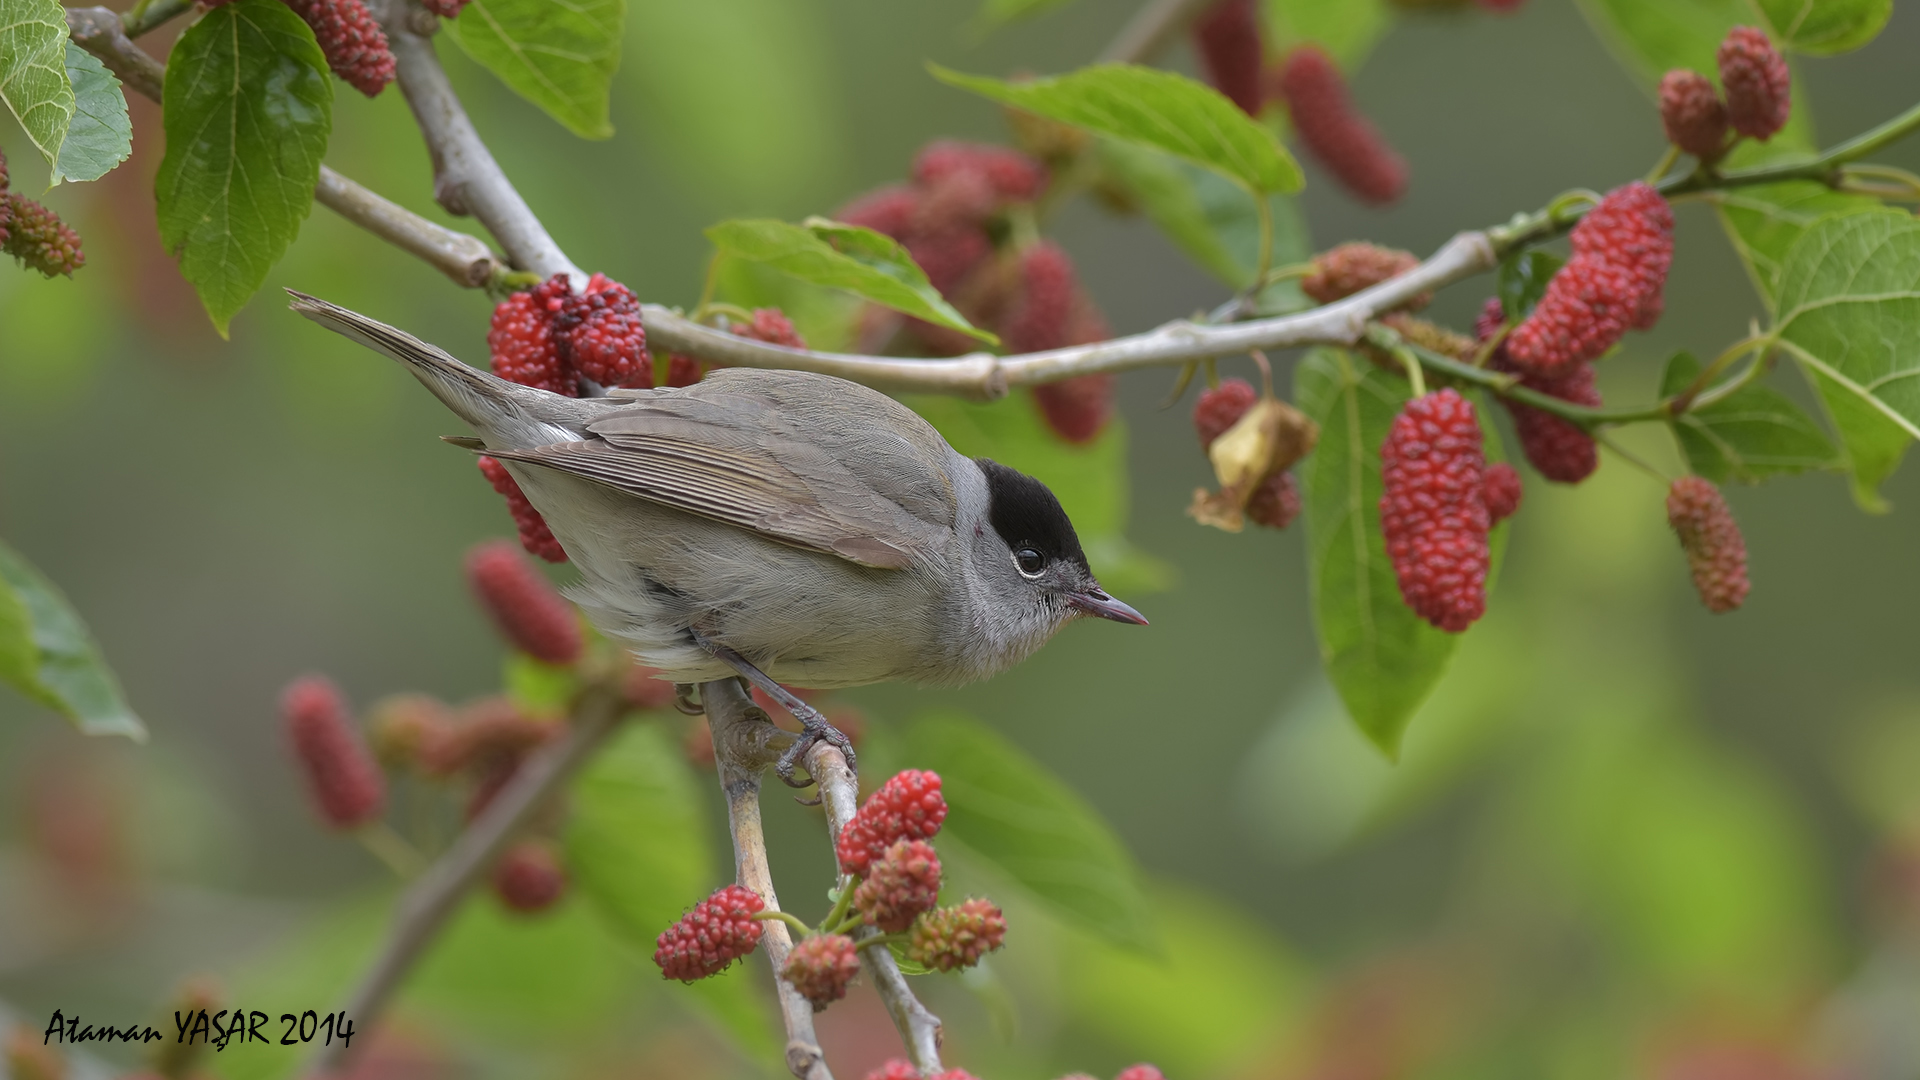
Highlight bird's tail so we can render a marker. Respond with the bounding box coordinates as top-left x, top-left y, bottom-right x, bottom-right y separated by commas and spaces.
287, 289, 569, 441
